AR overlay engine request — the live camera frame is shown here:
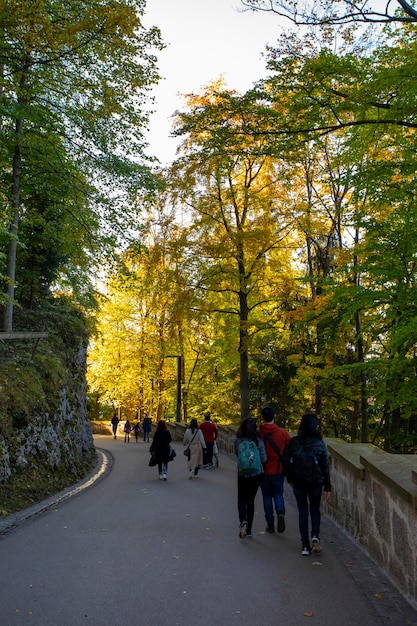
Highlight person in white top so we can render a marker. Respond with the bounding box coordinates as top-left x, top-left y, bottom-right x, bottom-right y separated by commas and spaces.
183, 418, 207, 479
